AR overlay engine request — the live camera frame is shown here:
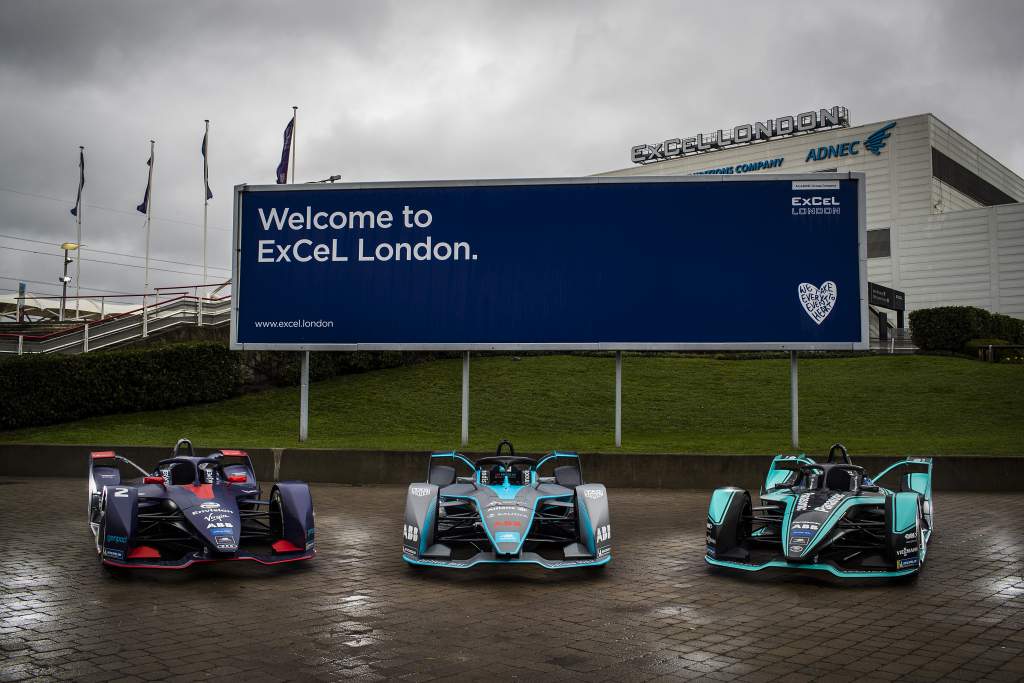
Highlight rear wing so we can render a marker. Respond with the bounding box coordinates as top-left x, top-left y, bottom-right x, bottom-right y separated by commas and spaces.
871, 458, 933, 498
